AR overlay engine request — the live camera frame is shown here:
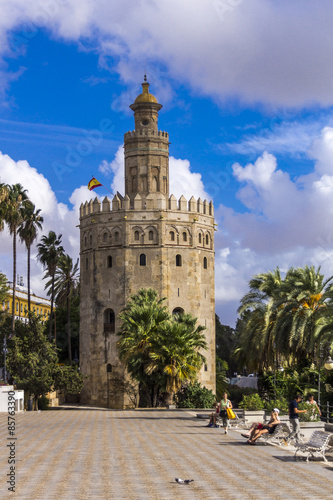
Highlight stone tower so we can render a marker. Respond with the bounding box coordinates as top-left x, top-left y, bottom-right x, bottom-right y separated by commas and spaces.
79, 78, 216, 408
